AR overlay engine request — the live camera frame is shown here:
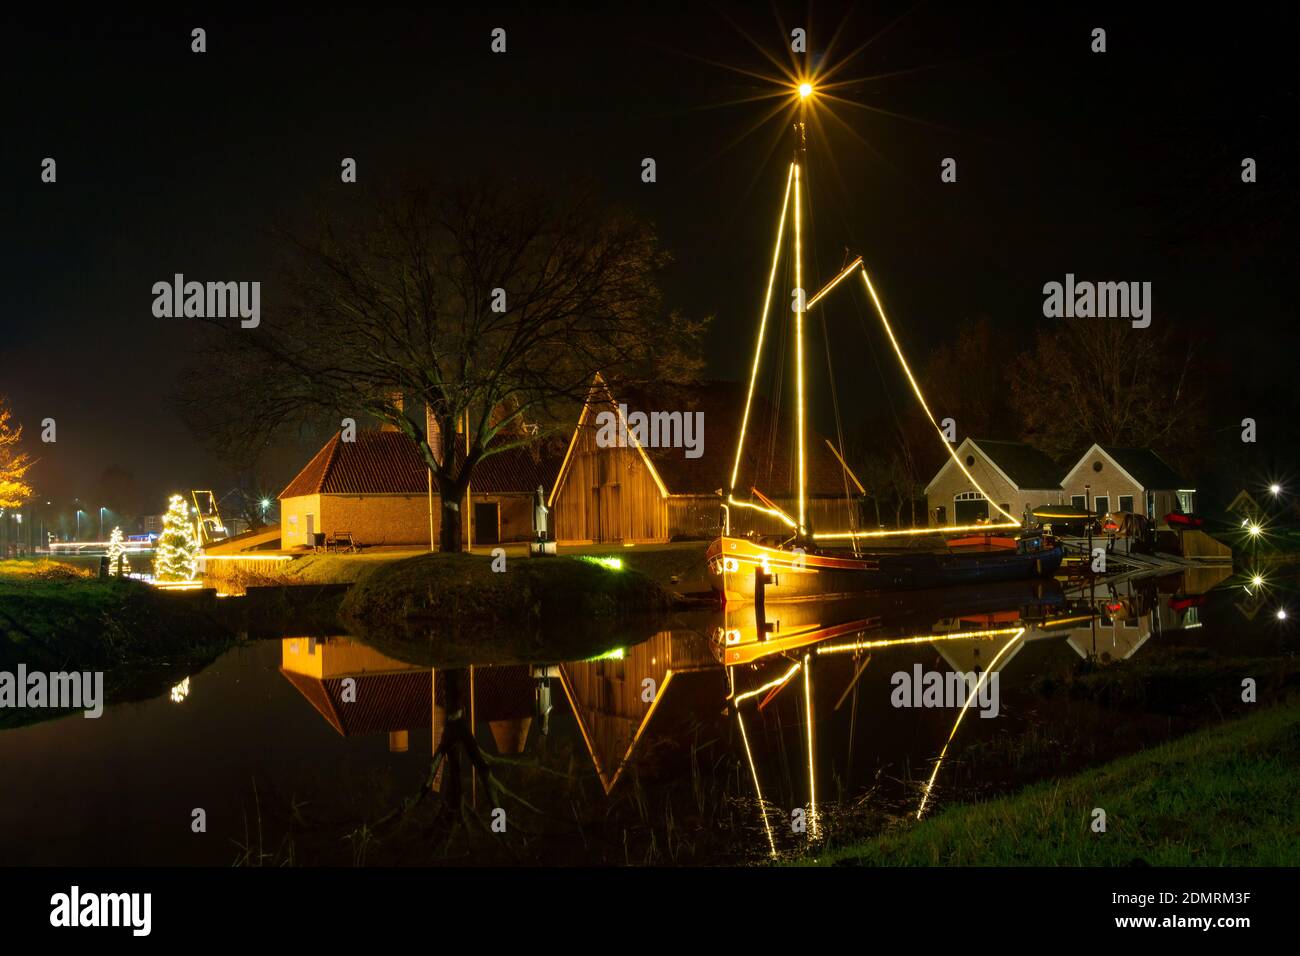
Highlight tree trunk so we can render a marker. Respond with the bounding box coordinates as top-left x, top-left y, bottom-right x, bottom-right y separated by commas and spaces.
440, 498, 462, 552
